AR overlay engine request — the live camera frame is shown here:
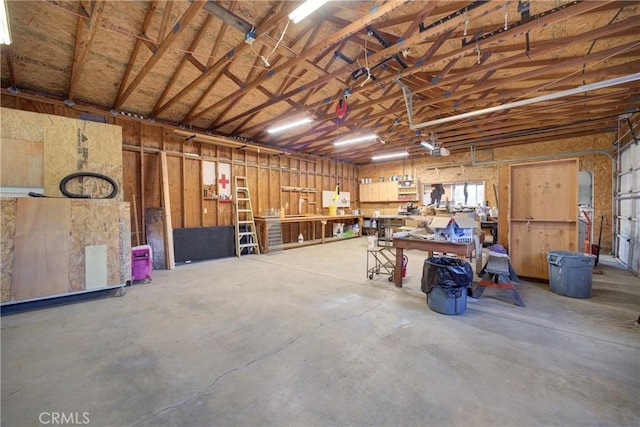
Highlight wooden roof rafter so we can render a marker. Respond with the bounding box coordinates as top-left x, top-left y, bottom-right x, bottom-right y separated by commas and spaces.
211, 2, 502, 137
302, 15, 640, 129
150, 13, 215, 119
185, 0, 407, 124
153, 3, 295, 118
409, 60, 640, 131
113, 0, 207, 109
68, 0, 105, 102
112, 0, 158, 111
